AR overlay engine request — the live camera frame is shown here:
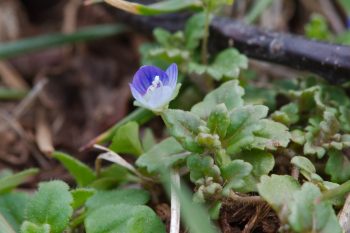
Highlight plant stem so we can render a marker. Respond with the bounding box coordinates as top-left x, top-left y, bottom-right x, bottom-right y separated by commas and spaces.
170, 170, 181, 233
318, 180, 350, 203
0, 24, 126, 59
